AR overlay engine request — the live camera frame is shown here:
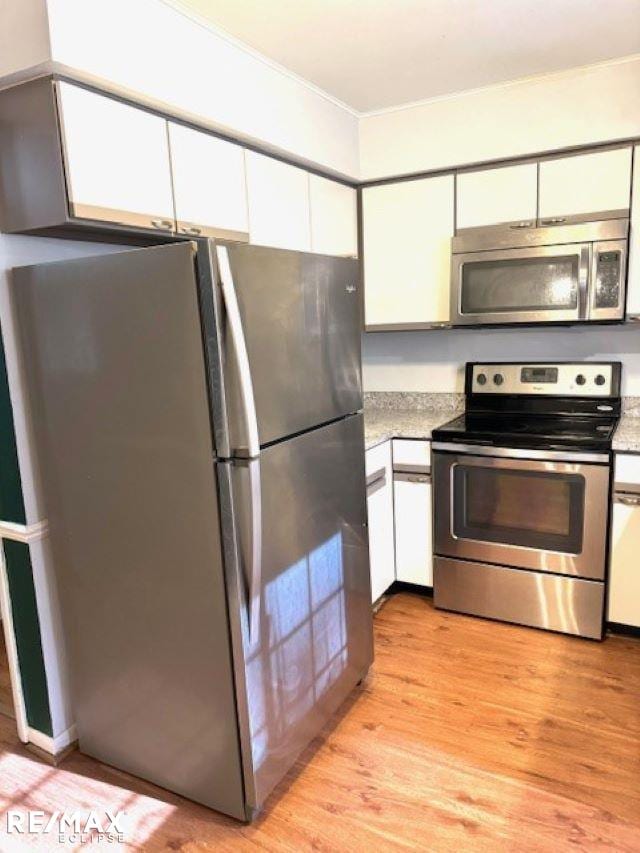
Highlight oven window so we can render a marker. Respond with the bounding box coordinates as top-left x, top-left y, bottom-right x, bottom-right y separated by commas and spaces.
460, 255, 579, 314
453, 466, 585, 553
